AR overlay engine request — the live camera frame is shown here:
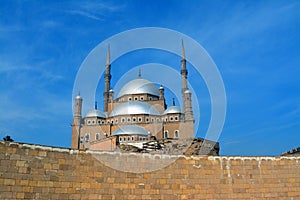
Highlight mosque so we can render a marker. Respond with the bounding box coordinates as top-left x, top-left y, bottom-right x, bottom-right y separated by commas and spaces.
71, 42, 195, 151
